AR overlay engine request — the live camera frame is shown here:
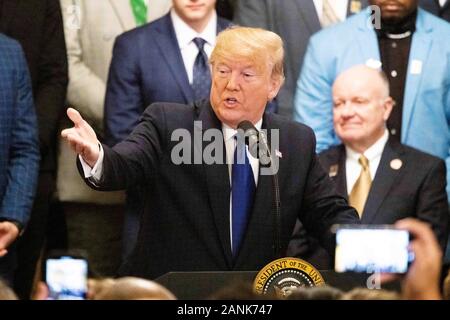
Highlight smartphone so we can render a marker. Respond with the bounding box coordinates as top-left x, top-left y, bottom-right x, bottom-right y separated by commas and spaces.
333, 225, 414, 274
45, 250, 88, 300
